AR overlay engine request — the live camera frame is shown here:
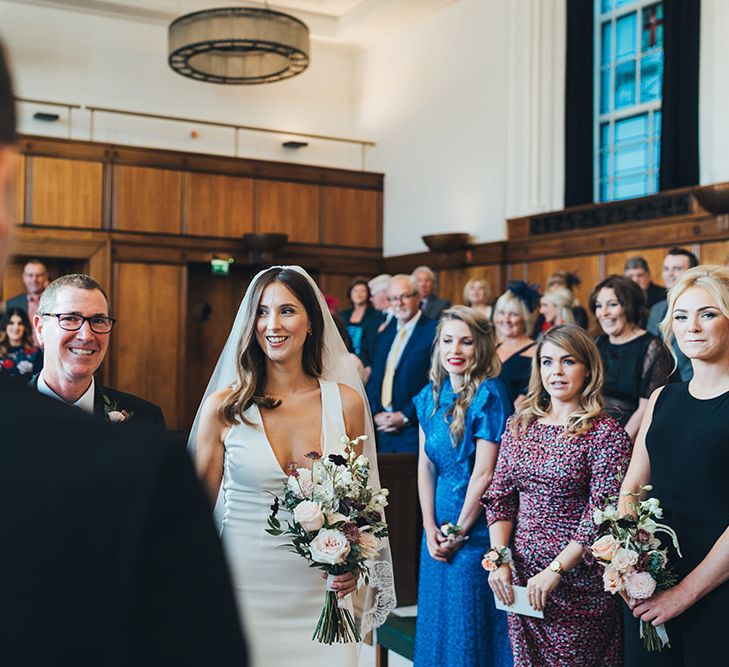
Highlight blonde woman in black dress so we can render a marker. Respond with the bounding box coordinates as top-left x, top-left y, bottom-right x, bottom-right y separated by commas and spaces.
619, 266, 729, 665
